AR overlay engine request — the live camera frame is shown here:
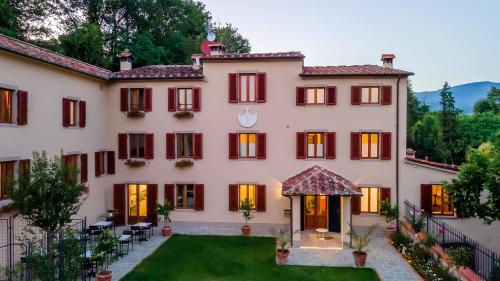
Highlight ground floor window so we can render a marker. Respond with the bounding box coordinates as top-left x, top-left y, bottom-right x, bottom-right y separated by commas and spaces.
239, 184, 256, 209
432, 184, 453, 215
128, 184, 147, 219
64, 155, 78, 182
0, 161, 15, 199
177, 184, 194, 209
360, 187, 379, 213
